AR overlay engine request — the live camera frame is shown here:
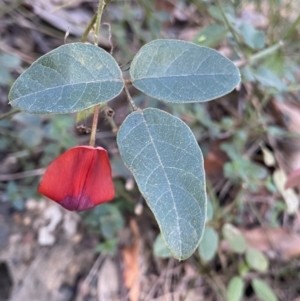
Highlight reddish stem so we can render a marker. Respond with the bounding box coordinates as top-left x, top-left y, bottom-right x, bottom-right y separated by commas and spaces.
89, 104, 100, 147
